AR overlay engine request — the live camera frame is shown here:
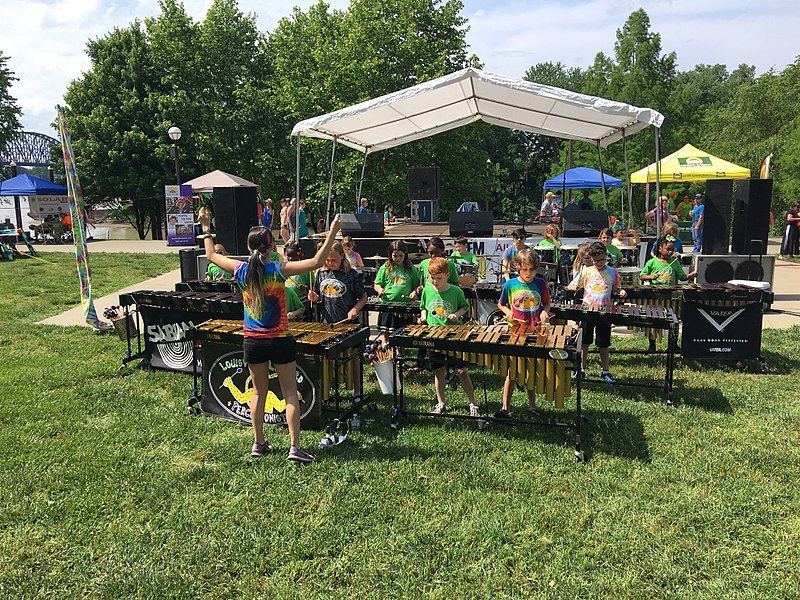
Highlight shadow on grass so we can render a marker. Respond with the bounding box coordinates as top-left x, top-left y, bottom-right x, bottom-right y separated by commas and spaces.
393, 394, 651, 463
582, 379, 733, 414
681, 351, 796, 376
